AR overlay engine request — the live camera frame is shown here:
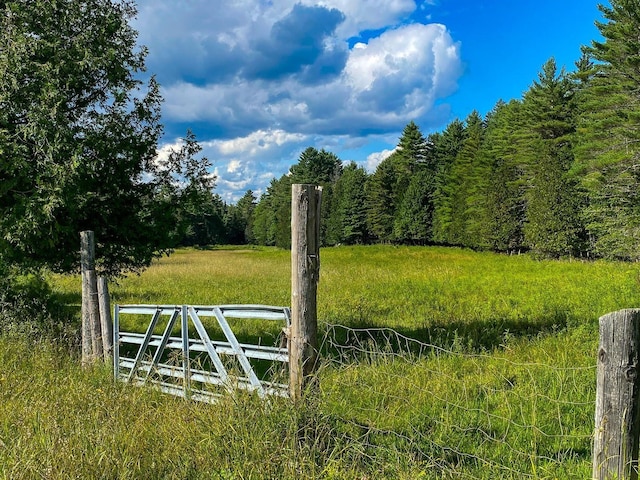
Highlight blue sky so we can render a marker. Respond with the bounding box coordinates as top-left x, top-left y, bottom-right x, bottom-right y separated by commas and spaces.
132, 0, 604, 203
